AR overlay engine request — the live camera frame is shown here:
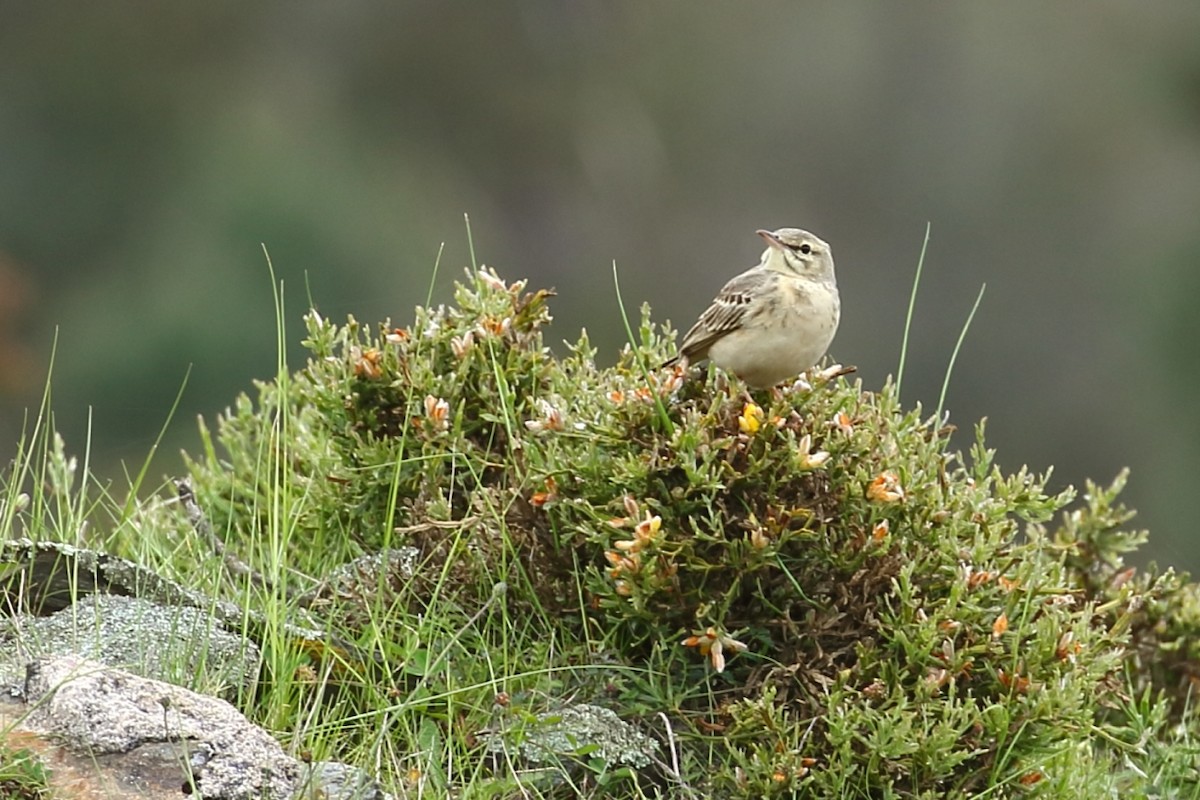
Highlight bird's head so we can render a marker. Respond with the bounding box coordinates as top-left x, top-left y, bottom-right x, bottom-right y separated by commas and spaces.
757, 228, 835, 282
